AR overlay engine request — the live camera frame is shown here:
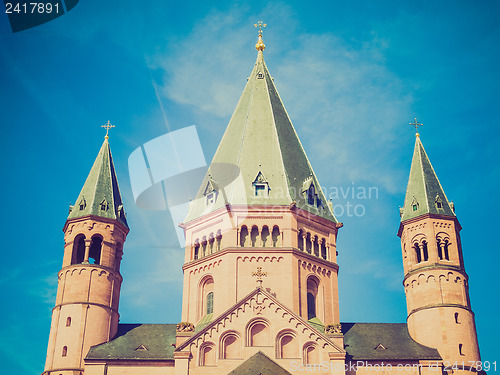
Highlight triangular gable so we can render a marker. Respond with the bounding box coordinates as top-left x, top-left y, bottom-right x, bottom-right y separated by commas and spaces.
227, 351, 291, 375
175, 287, 345, 355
